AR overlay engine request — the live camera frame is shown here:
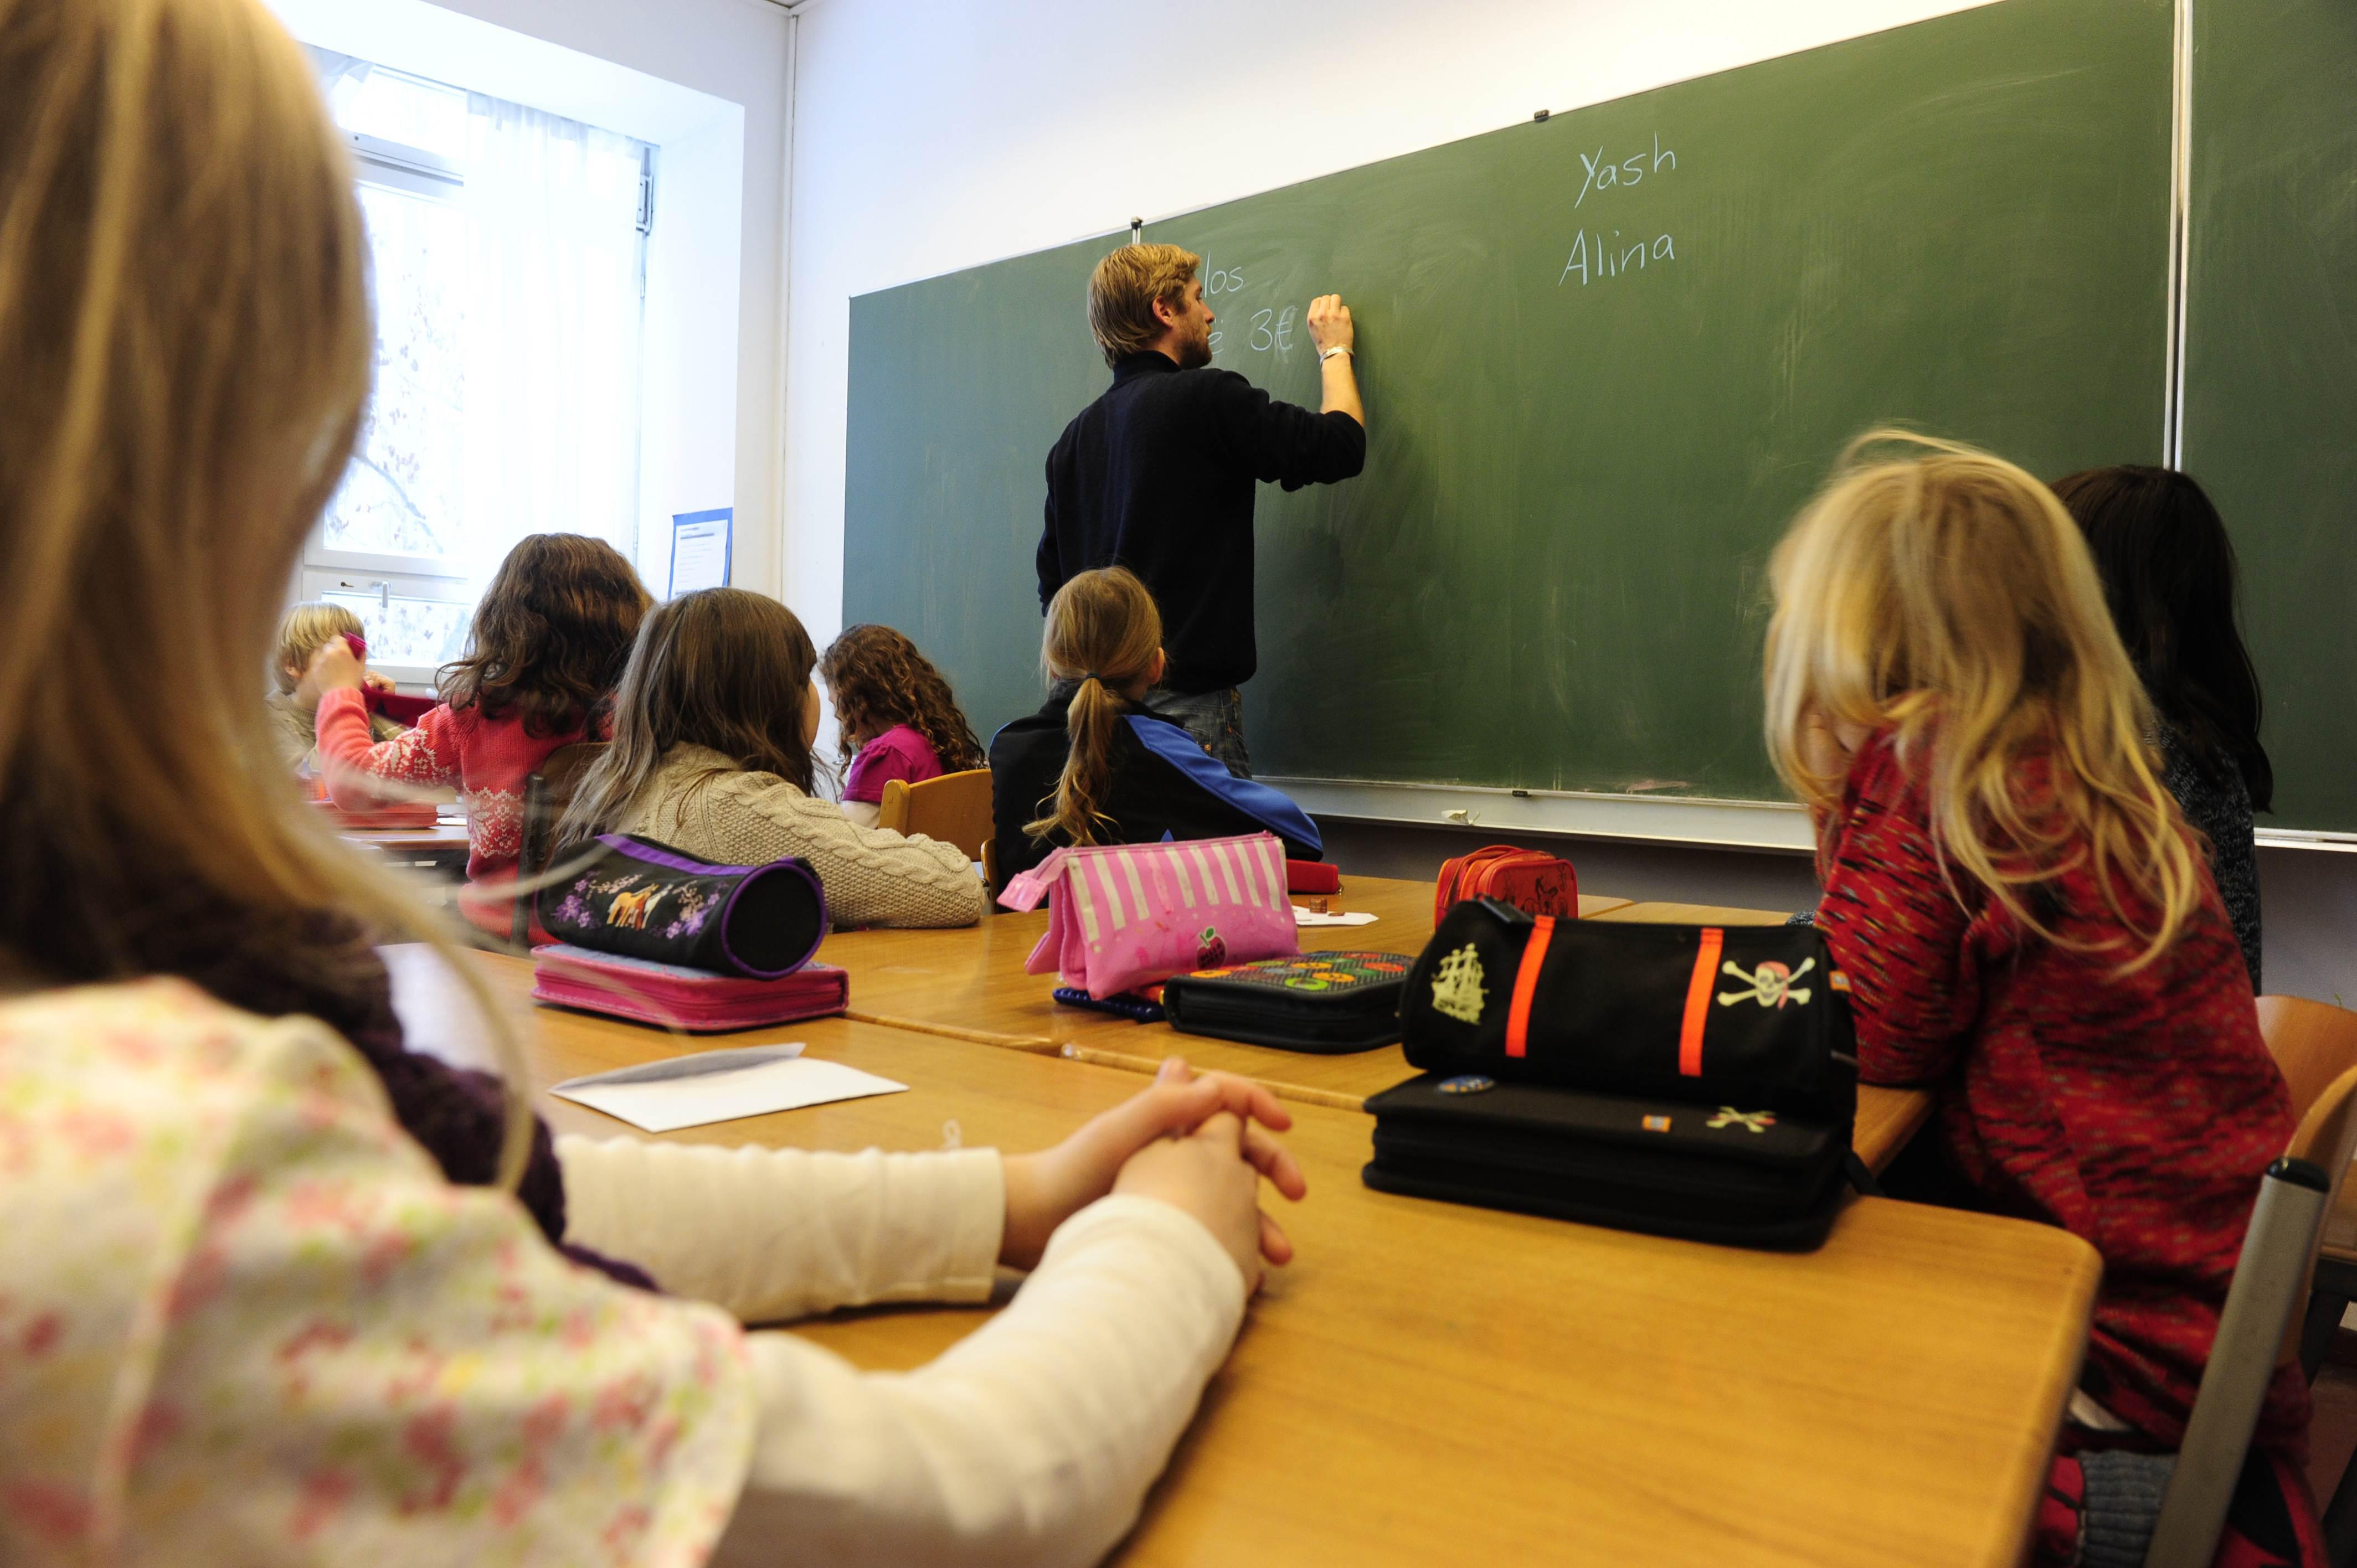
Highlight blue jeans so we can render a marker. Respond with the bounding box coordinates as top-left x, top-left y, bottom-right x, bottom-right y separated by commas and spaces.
1145, 685, 1251, 778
